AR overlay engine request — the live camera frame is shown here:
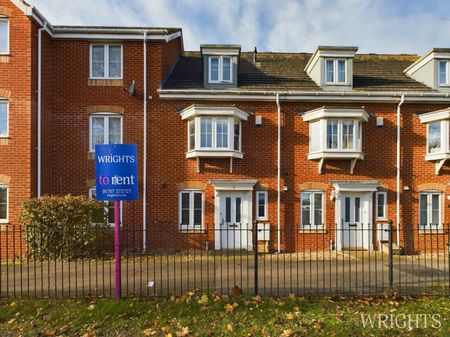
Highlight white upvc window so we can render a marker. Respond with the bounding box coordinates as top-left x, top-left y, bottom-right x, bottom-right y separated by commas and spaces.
0, 17, 9, 55
438, 60, 449, 86
426, 120, 448, 154
419, 192, 442, 228
89, 114, 123, 152
90, 44, 123, 79
324, 119, 360, 151
89, 188, 122, 227
0, 184, 7, 223
208, 56, 232, 83
0, 101, 8, 137
325, 59, 347, 84
301, 191, 324, 227
375, 191, 387, 220
179, 190, 204, 229
188, 116, 242, 152
256, 191, 268, 221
